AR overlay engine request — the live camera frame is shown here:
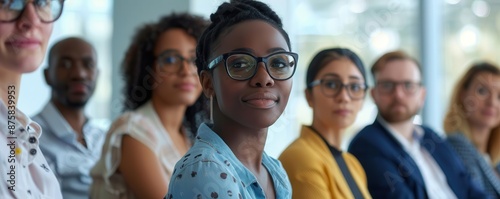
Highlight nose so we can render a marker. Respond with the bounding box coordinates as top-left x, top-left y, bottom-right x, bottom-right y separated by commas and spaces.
16, 3, 40, 31
69, 63, 87, 79
249, 62, 274, 87
486, 92, 498, 107
335, 86, 350, 102
178, 59, 196, 76
393, 84, 406, 99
